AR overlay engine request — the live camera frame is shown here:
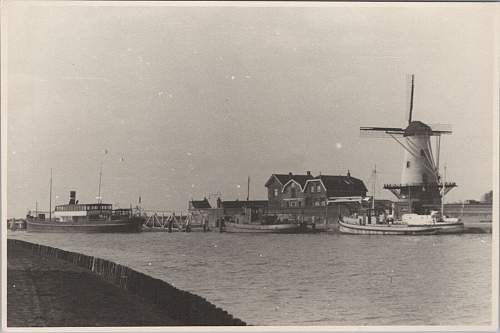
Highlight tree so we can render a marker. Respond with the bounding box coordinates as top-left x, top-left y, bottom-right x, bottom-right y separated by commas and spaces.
481, 190, 493, 203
